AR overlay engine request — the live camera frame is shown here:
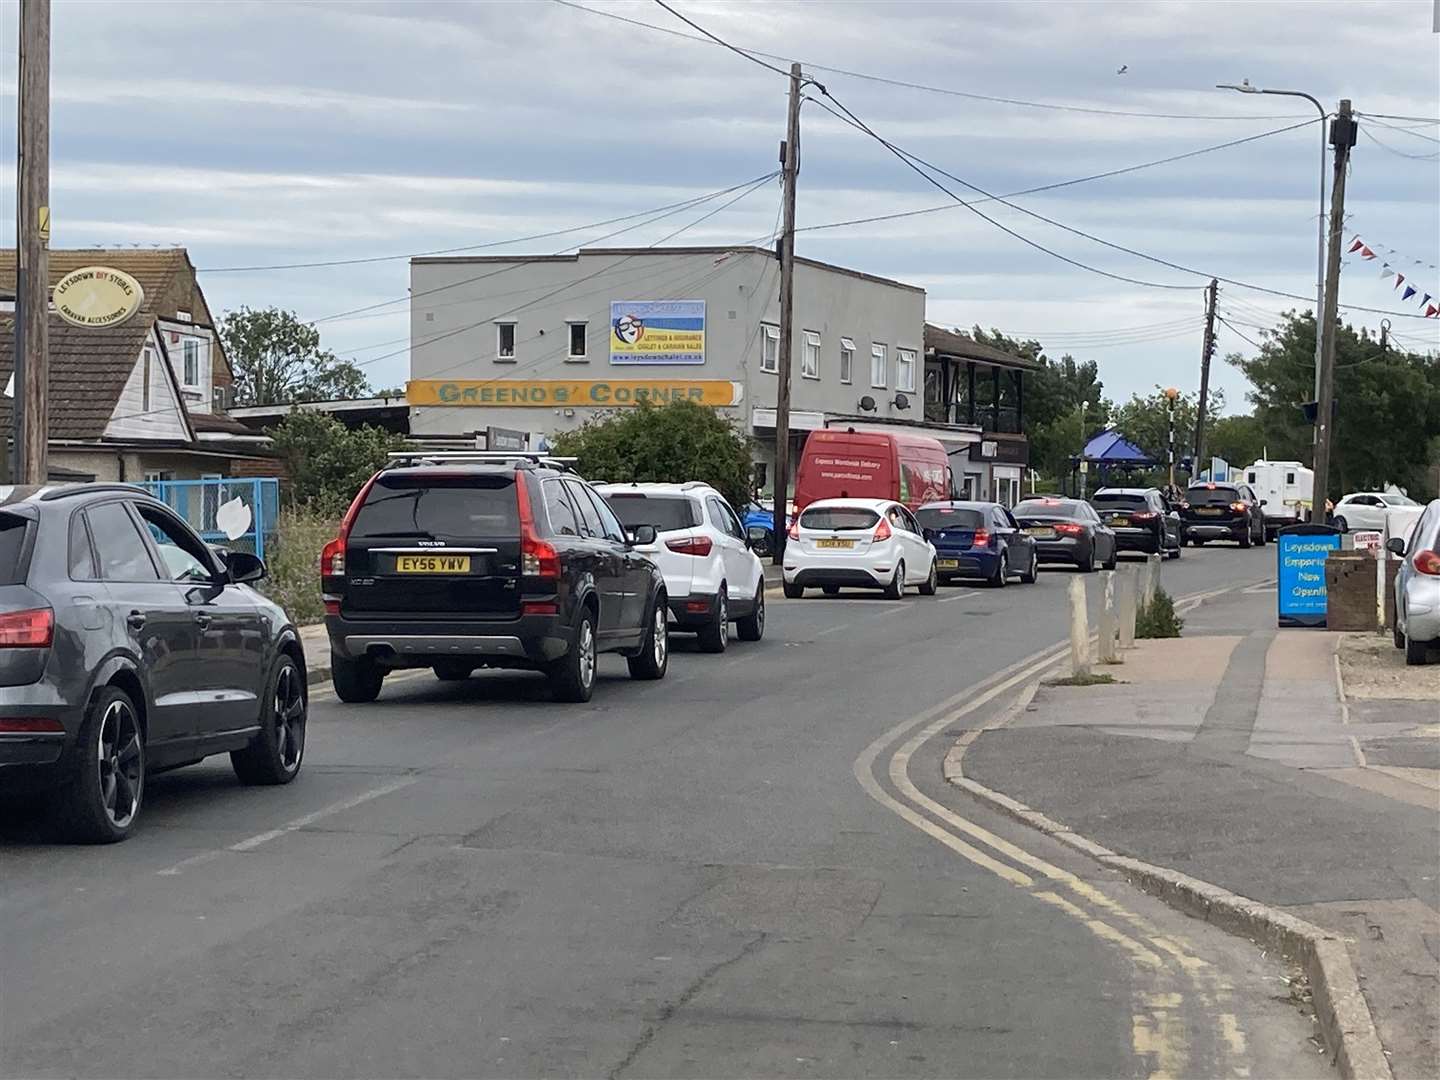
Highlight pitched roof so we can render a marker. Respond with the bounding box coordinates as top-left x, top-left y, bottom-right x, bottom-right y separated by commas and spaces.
924, 324, 1040, 371
0, 312, 154, 440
